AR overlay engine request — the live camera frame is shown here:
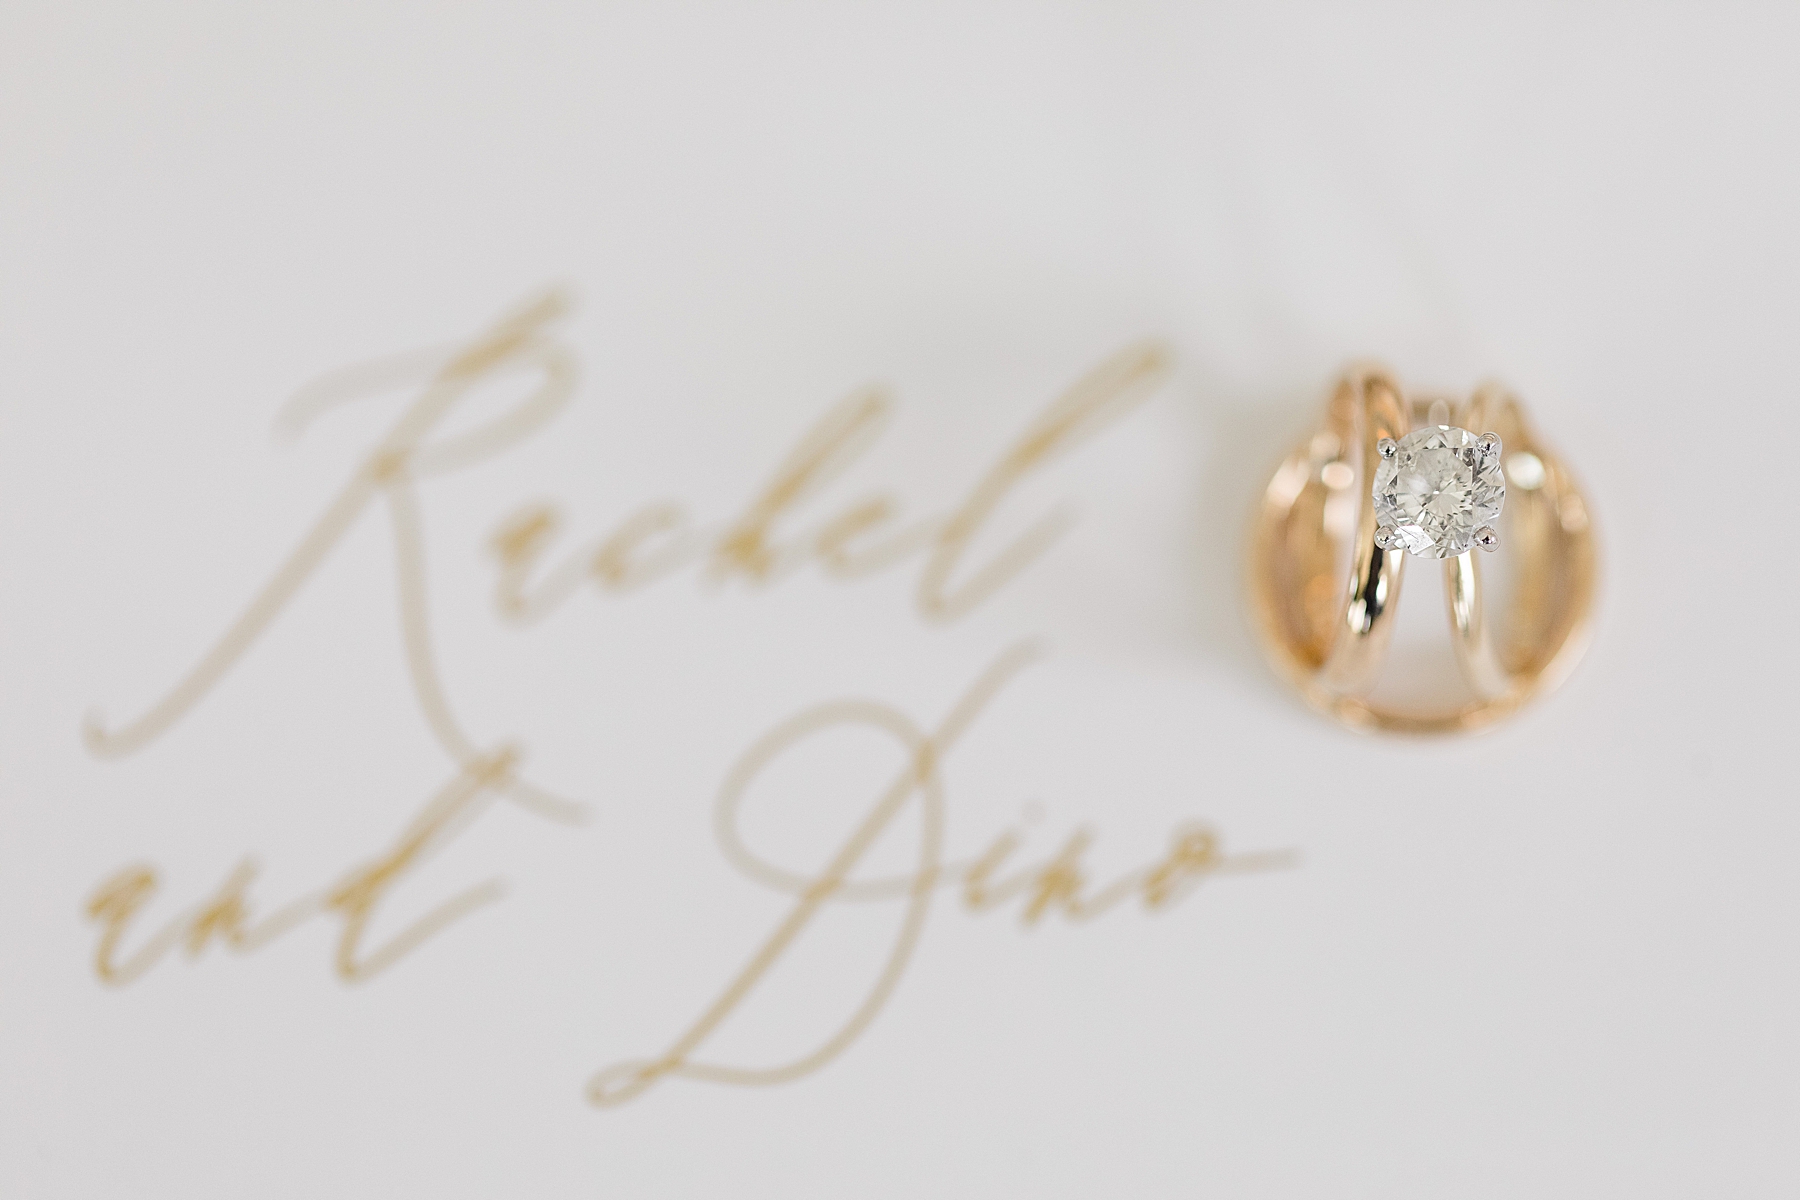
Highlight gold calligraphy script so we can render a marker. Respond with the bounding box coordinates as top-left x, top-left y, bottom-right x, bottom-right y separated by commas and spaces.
589, 643, 1293, 1107
80, 289, 1292, 1104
